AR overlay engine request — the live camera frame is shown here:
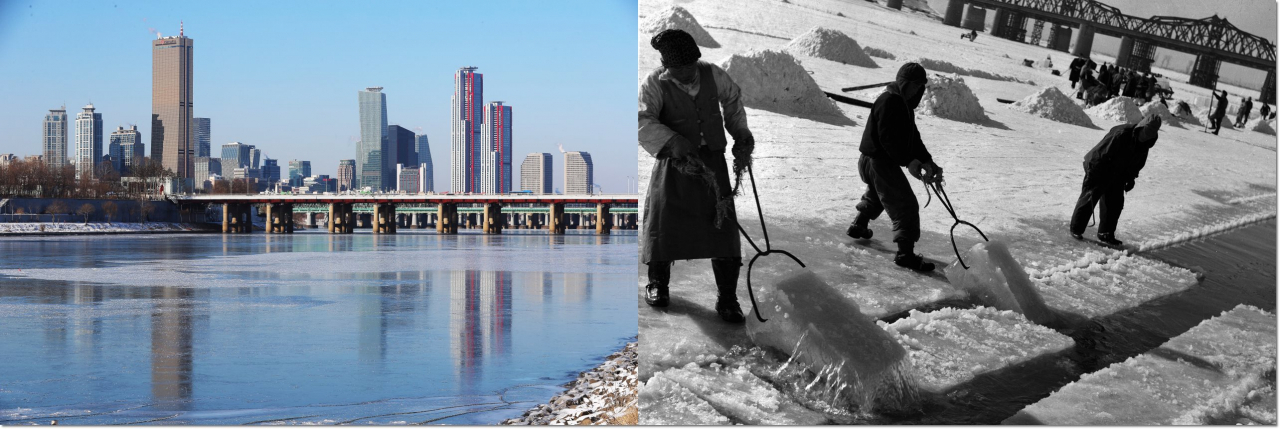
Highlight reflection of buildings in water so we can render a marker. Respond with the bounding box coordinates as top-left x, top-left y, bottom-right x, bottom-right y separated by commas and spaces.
449, 270, 512, 388
70, 283, 104, 359
563, 272, 593, 304
151, 286, 195, 410
358, 278, 429, 365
